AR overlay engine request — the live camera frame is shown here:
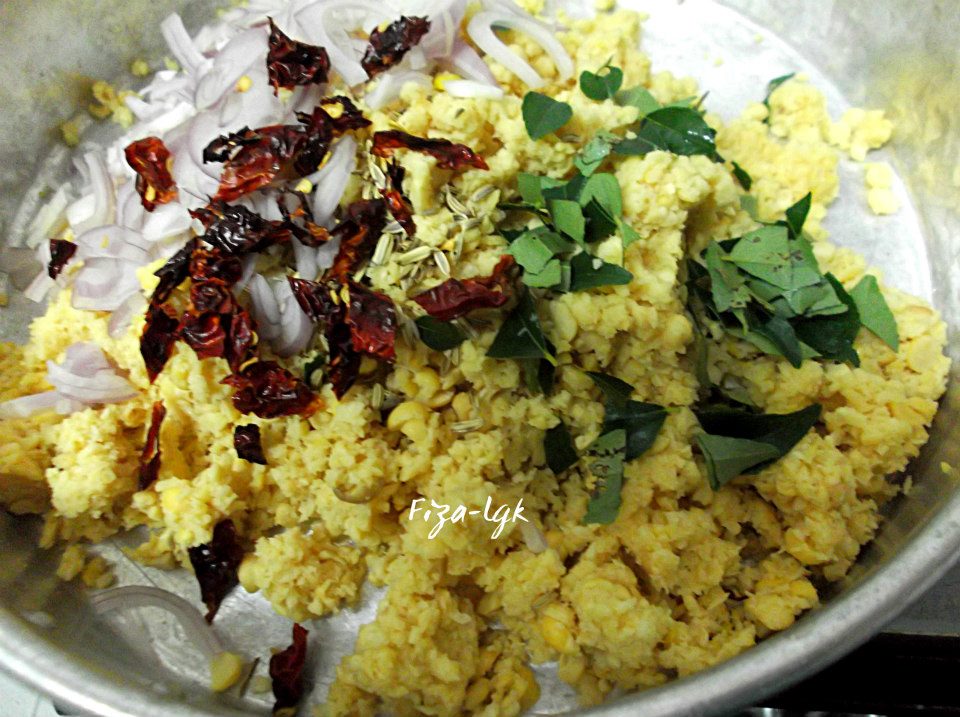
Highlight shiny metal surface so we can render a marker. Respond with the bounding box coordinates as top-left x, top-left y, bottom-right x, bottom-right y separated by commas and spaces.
0, 1, 958, 716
